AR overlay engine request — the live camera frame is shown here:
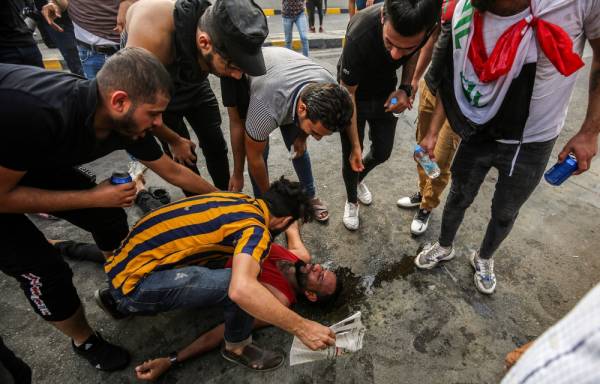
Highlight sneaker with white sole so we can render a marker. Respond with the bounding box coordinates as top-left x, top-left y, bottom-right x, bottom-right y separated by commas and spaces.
411, 209, 431, 236
469, 251, 497, 294
415, 242, 455, 269
343, 201, 359, 230
357, 182, 372, 205
397, 192, 422, 208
